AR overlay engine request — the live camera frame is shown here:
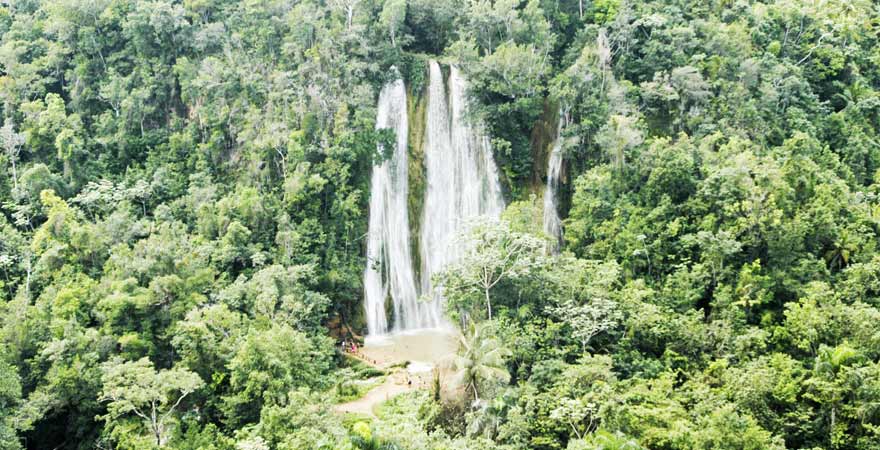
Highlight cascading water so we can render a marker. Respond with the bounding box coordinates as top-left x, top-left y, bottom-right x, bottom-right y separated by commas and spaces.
418, 61, 455, 313
449, 65, 505, 220
419, 62, 505, 303
363, 77, 420, 336
543, 109, 566, 252
364, 62, 505, 337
